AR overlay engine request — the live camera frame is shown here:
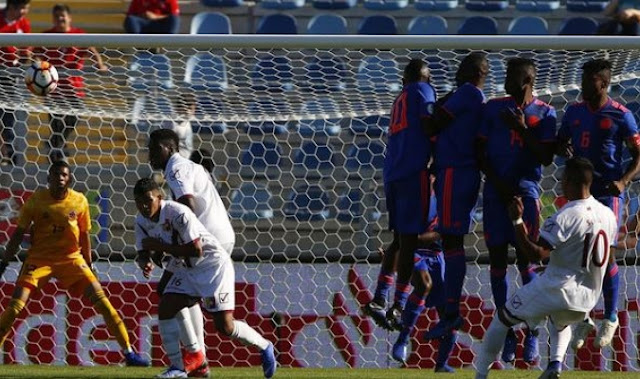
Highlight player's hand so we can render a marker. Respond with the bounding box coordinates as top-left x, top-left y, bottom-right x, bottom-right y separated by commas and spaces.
508, 196, 524, 220
150, 251, 165, 268
142, 237, 165, 252
500, 108, 526, 131
606, 180, 625, 196
557, 140, 573, 158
